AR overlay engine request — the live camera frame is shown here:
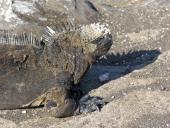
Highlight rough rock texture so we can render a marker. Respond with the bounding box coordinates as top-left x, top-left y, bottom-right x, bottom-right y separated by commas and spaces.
1, 0, 170, 127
